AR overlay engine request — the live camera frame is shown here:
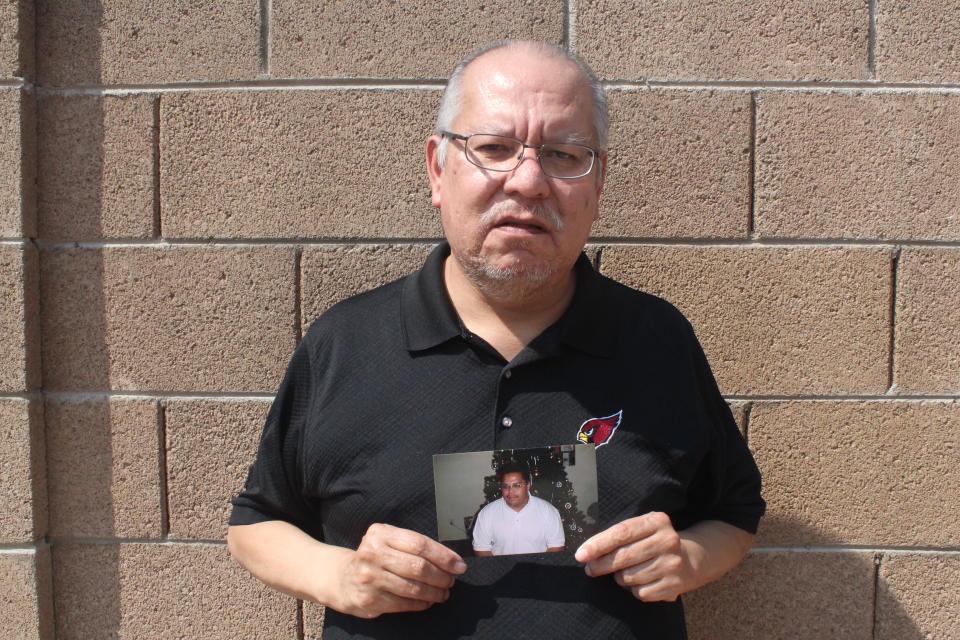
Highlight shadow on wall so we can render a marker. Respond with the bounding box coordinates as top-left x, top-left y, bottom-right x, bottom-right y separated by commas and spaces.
35, 1, 124, 637
684, 513, 924, 640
